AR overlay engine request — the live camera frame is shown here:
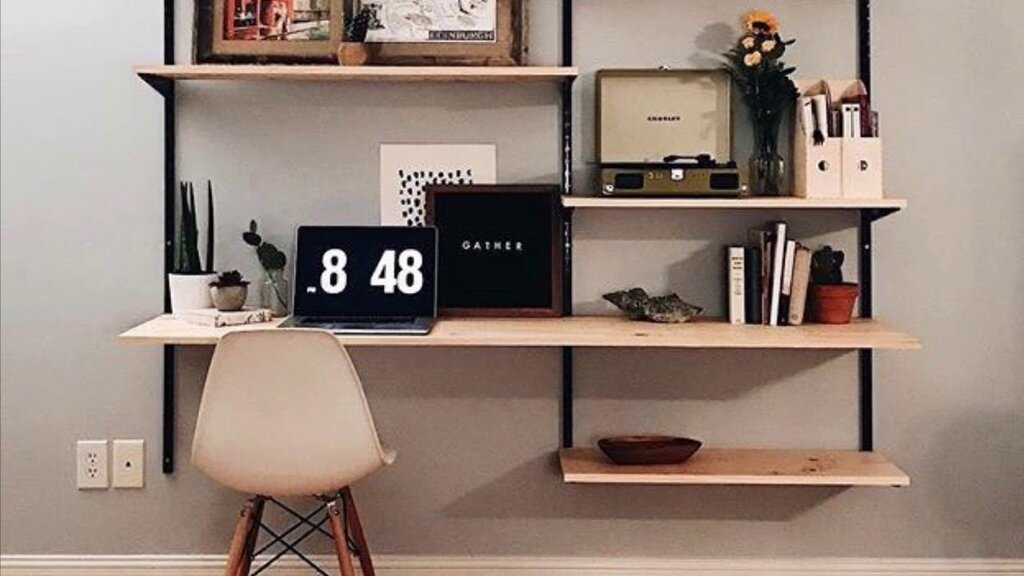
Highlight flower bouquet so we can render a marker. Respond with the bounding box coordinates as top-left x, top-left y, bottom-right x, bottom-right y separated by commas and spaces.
723, 11, 799, 196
